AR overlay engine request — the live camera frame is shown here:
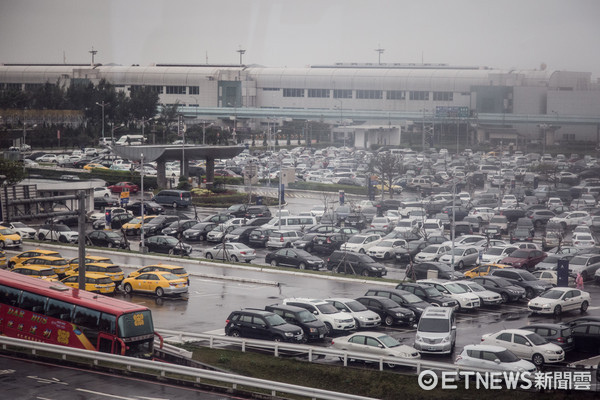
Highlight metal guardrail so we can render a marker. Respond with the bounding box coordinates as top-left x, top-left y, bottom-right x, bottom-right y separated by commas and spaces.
157, 329, 464, 374
0, 336, 378, 400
